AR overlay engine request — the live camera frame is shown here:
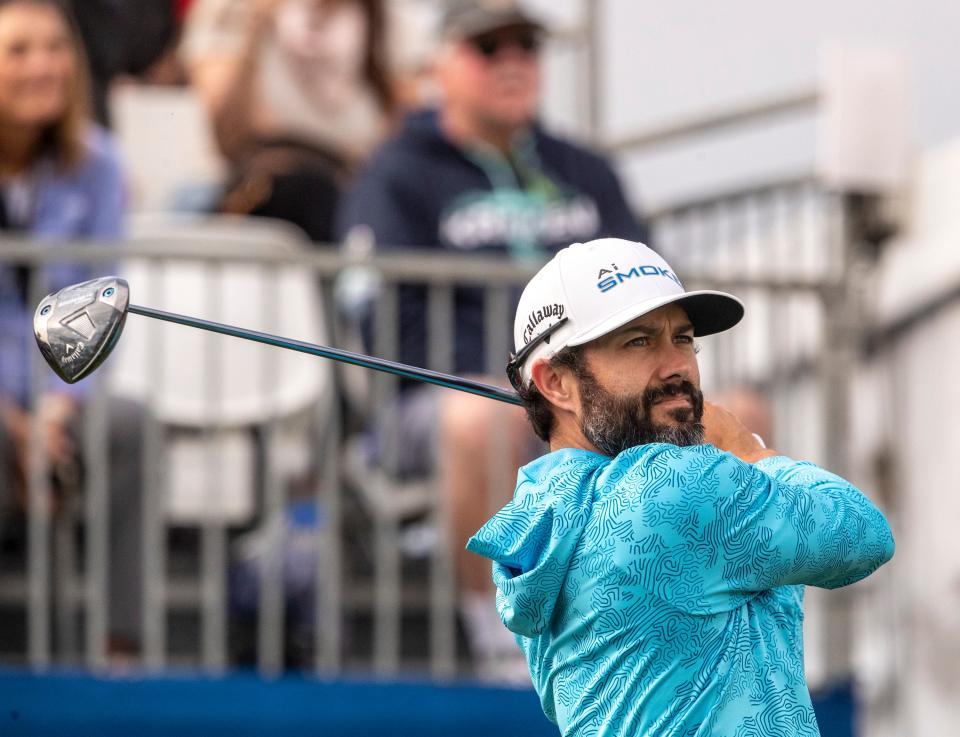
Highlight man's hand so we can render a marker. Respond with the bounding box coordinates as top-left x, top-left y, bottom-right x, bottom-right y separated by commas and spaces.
702, 400, 778, 464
